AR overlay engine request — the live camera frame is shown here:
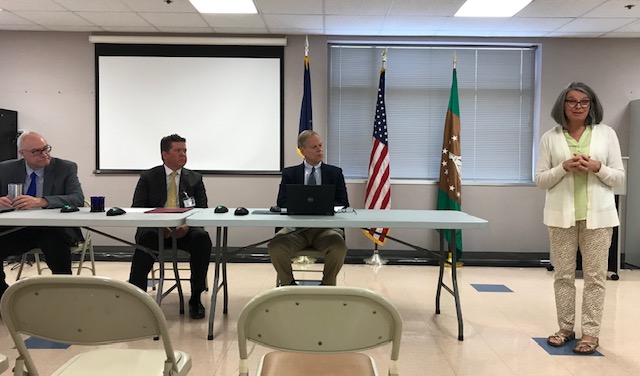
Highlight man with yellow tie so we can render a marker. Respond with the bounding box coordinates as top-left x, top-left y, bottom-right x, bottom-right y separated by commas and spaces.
128, 134, 212, 319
